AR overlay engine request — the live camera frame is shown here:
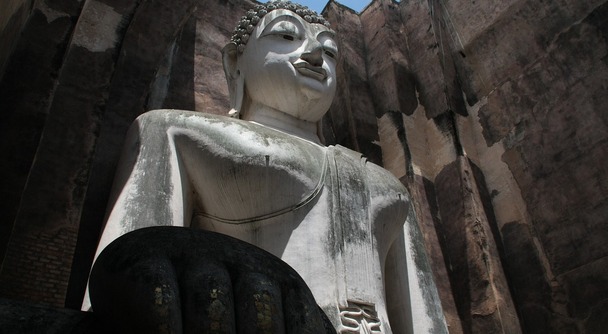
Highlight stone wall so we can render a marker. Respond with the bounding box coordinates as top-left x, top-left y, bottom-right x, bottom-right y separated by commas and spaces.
367, 0, 608, 333
0, 0, 32, 79
0, 0, 87, 307
0, 0, 606, 333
